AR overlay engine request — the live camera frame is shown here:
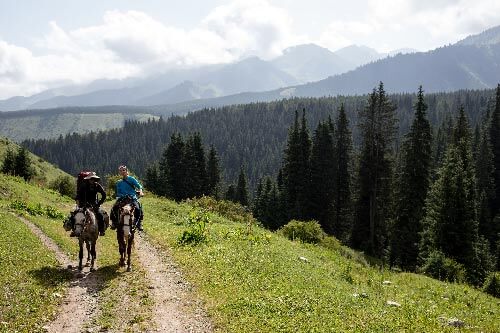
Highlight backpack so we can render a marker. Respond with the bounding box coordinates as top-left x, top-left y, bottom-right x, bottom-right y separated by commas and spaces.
76, 170, 93, 192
